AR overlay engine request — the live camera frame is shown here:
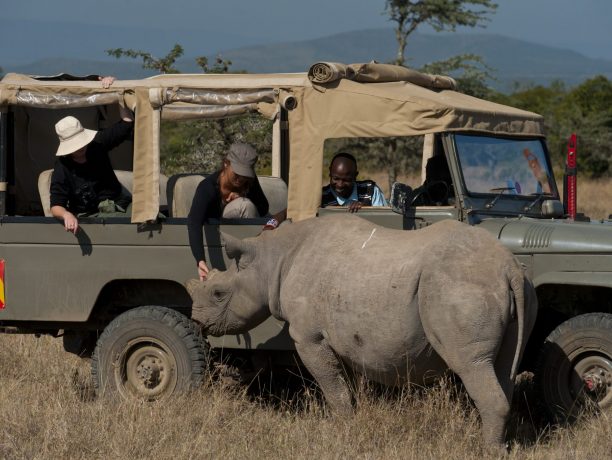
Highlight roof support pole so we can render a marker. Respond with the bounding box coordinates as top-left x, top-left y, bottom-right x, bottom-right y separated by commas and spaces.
0, 107, 8, 216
